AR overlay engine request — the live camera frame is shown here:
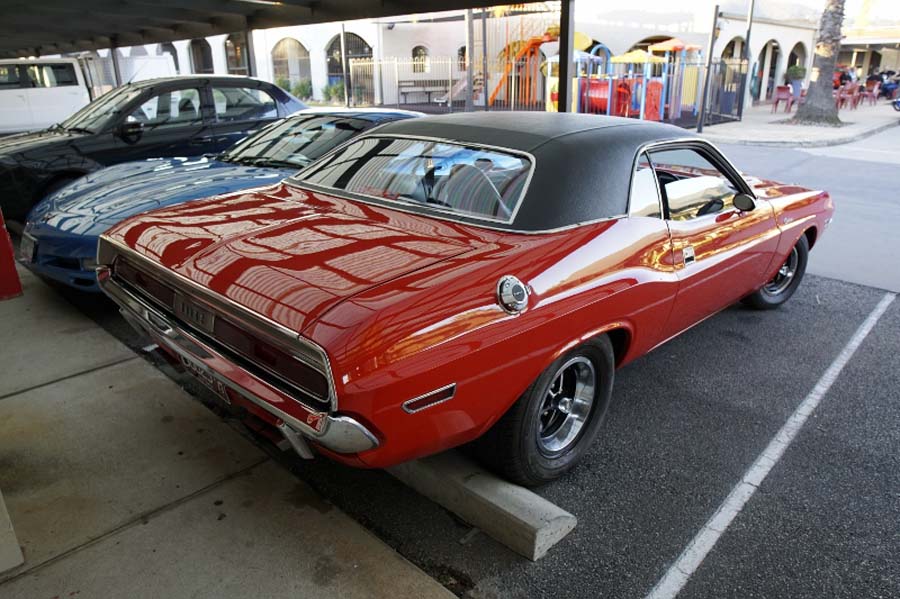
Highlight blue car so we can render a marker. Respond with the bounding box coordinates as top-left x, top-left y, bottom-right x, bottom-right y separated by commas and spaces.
21, 109, 420, 291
